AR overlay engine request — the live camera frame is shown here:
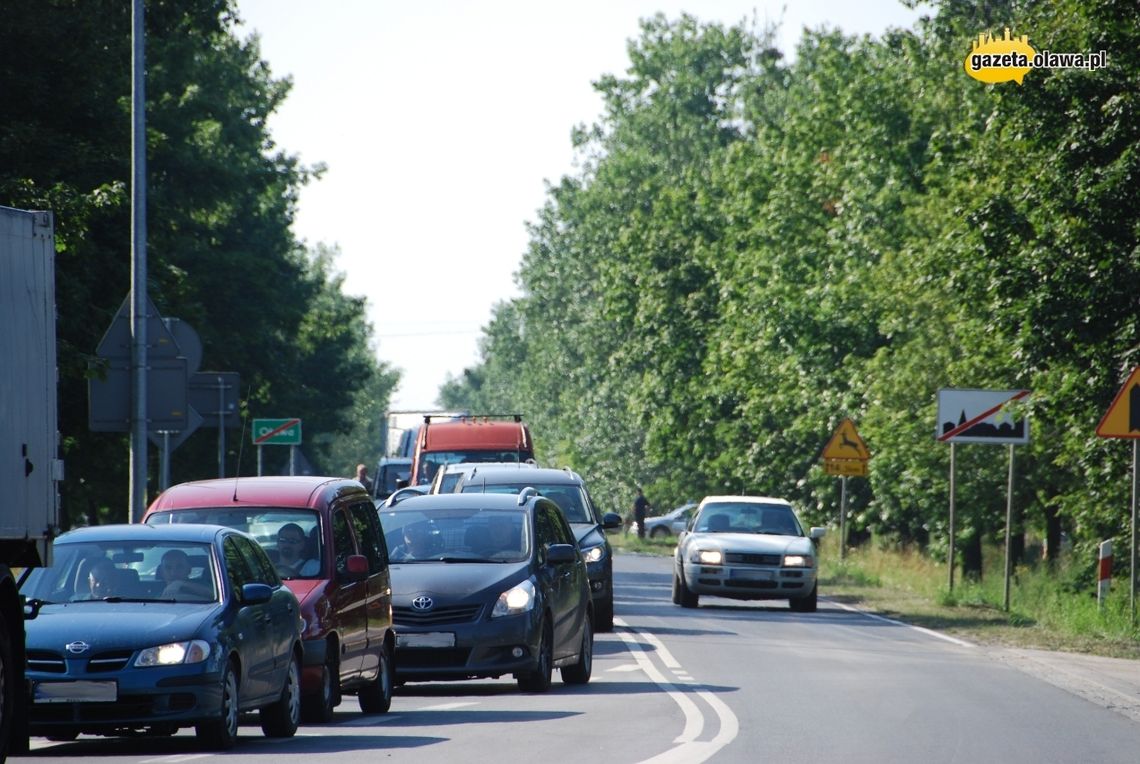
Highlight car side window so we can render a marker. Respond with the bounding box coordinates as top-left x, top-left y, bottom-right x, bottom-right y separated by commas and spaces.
235, 535, 280, 586
223, 536, 252, 593
538, 501, 572, 546
548, 502, 575, 545
348, 501, 389, 572
332, 508, 355, 576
